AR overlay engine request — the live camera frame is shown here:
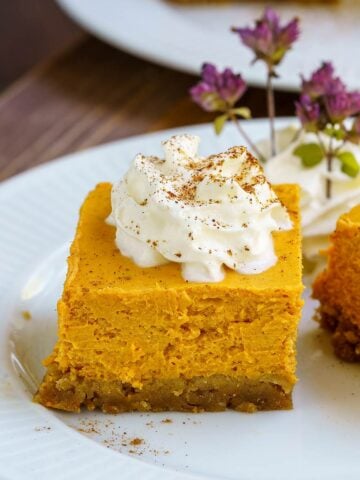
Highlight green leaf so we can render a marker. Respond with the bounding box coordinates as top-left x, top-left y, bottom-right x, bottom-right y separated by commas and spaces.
337, 151, 360, 178
213, 113, 228, 135
293, 143, 324, 167
231, 107, 251, 119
